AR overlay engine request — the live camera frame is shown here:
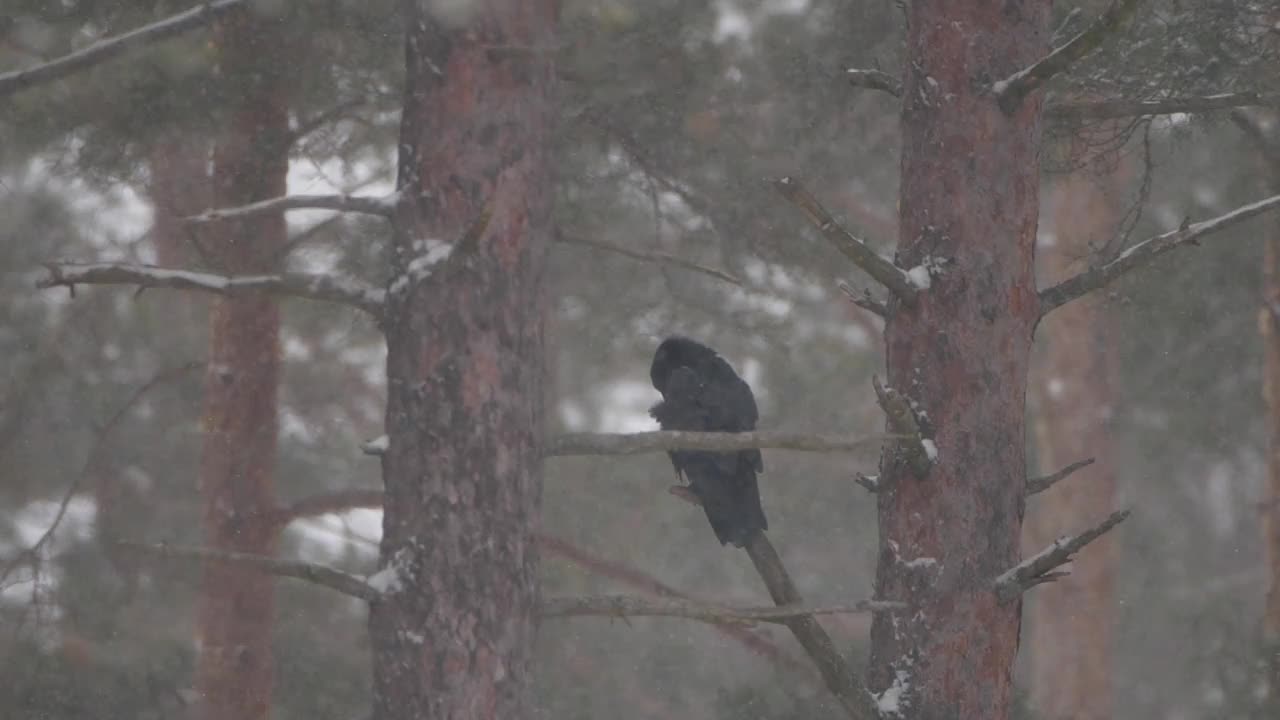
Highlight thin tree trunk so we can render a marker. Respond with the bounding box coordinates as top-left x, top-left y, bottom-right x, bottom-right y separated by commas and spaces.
369, 3, 558, 719
1026, 159, 1129, 720
192, 8, 291, 720
869, 3, 1049, 718
1261, 153, 1280, 707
